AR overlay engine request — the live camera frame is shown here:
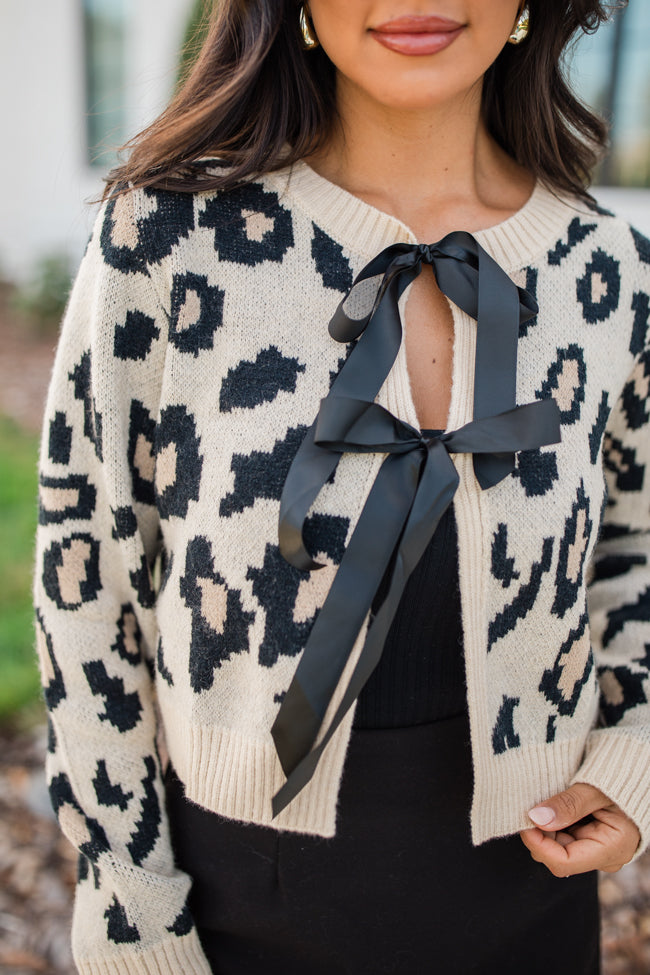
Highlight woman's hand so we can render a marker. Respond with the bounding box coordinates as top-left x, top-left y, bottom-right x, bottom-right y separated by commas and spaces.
519, 782, 641, 876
